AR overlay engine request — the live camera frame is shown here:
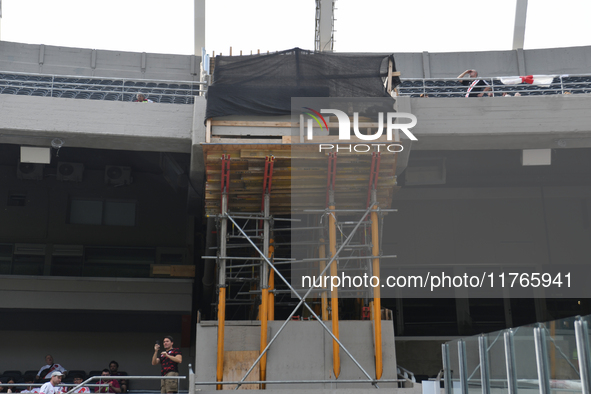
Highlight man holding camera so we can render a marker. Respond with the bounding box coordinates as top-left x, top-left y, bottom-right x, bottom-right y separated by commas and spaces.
151, 336, 182, 394
458, 69, 492, 97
